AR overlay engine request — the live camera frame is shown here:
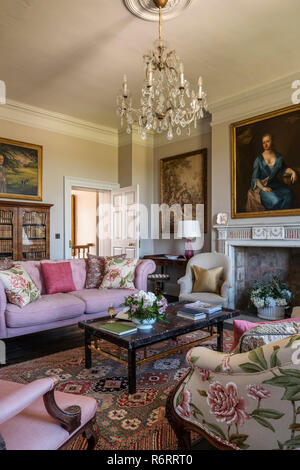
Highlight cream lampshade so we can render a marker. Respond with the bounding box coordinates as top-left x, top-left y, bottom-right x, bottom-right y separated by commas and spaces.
177, 220, 201, 259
